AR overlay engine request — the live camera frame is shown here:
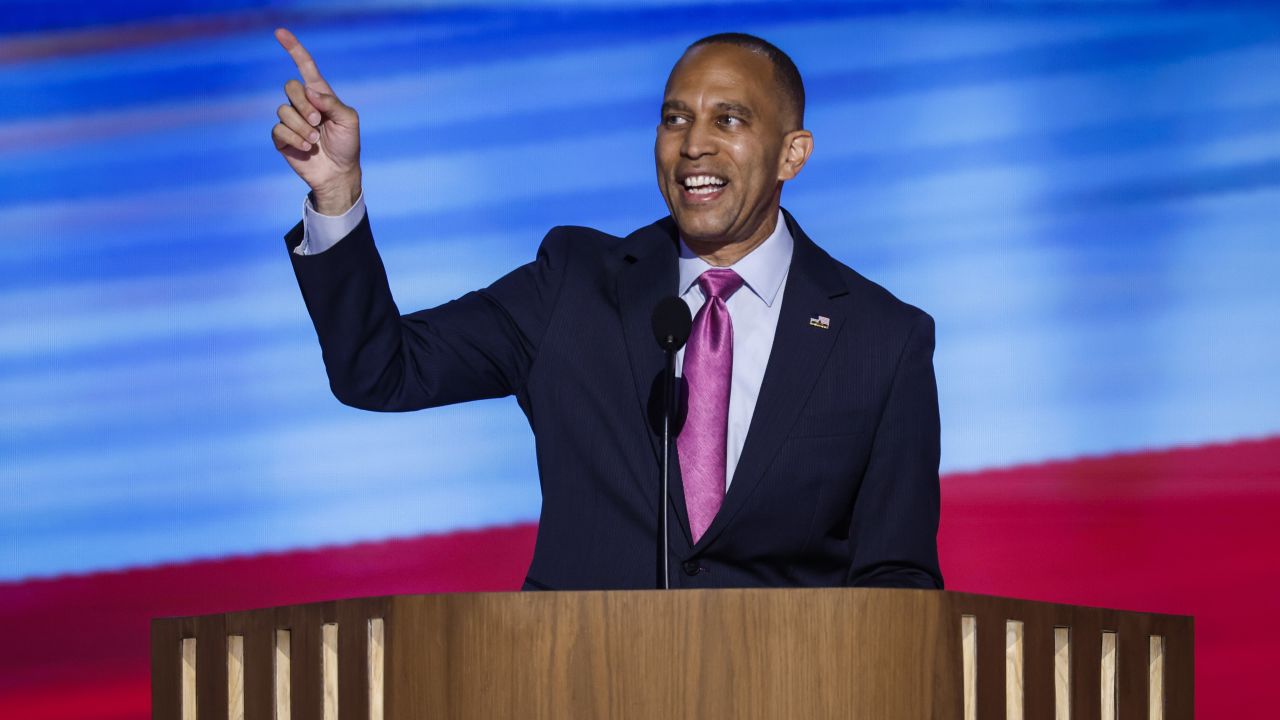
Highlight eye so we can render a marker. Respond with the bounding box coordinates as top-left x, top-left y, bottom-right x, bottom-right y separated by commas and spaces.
663, 114, 689, 126
719, 115, 744, 127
